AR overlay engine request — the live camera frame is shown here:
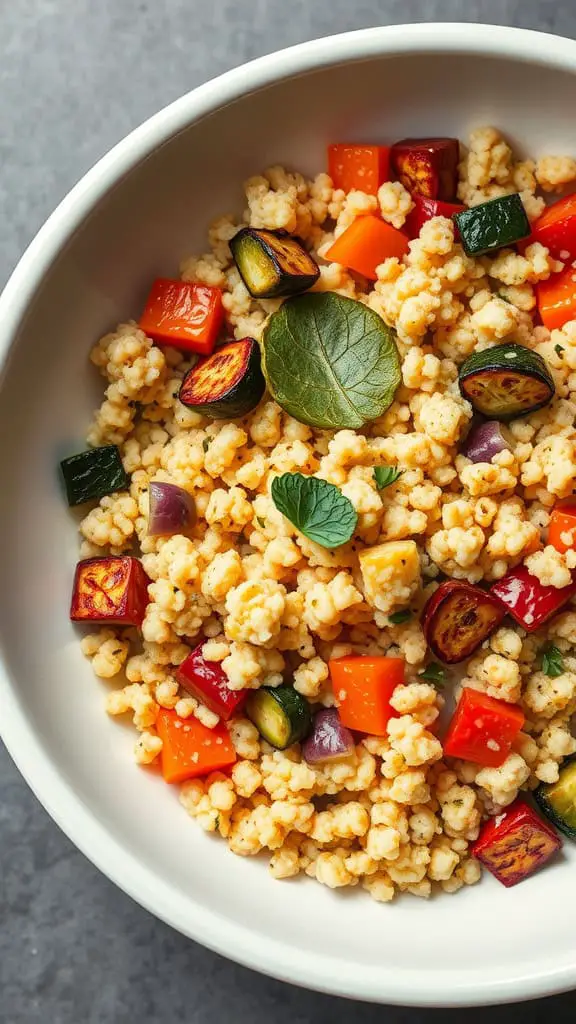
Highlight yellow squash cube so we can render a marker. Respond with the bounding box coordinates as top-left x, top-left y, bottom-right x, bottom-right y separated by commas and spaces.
359, 540, 420, 615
